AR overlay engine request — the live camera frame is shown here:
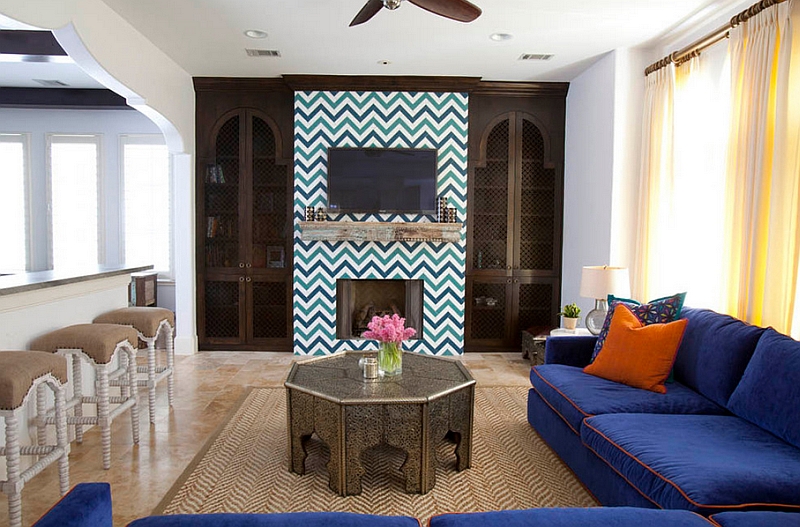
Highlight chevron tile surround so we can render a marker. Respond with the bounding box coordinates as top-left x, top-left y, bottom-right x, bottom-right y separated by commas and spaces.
293, 91, 468, 356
